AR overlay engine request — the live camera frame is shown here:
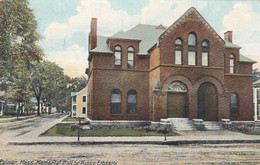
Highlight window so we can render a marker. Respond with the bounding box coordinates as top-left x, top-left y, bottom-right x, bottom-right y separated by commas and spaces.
188, 33, 196, 46
202, 52, 208, 66
82, 96, 86, 102
201, 40, 209, 66
73, 105, 76, 111
230, 54, 235, 73
128, 47, 134, 69
72, 96, 76, 103
175, 38, 182, 65
82, 107, 86, 114
127, 90, 137, 115
114, 46, 122, 68
230, 93, 238, 115
188, 51, 196, 65
111, 89, 121, 115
